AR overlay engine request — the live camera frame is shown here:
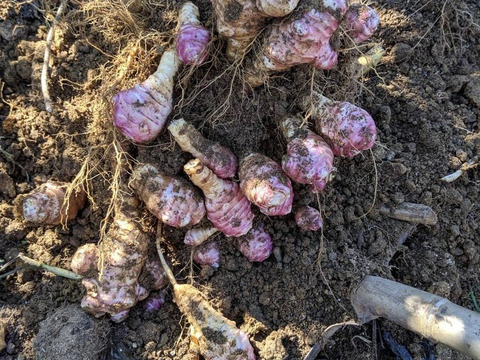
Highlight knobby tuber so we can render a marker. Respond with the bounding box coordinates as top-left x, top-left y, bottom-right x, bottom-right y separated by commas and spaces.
295, 205, 323, 231
113, 49, 179, 143
71, 195, 167, 322
351, 276, 480, 359
239, 153, 293, 216
193, 240, 221, 268
281, 116, 335, 193
168, 118, 237, 178
301, 90, 377, 158
130, 163, 206, 228
184, 159, 254, 237
237, 221, 273, 262
176, 2, 210, 65
144, 293, 166, 312
211, 0, 300, 60
22, 181, 86, 225
156, 225, 256, 359
245, 0, 348, 87
344, 4, 380, 44
184, 226, 218, 246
